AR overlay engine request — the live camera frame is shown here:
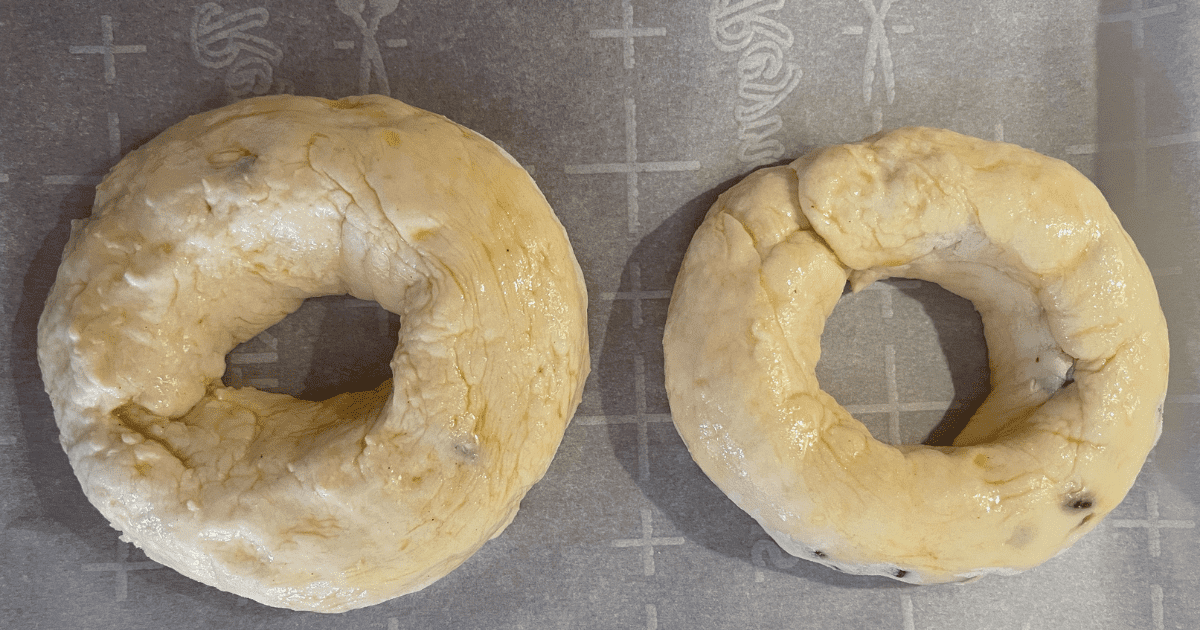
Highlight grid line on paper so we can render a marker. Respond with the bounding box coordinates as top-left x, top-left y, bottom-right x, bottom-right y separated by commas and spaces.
43, 175, 103, 186
1152, 584, 1165, 630
341, 297, 393, 337
1065, 0, 1193, 193
1065, 3, 1199, 287
107, 112, 121, 160
582, 263, 671, 481
565, 98, 700, 234
1066, 130, 1200, 155
645, 603, 659, 630
1108, 490, 1195, 557
856, 278, 923, 319
70, 15, 146, 84
884, 344, 901, 444
588, 0, 666, 69
227, 331, 279, 389
837, 281, 966, 444
611, 508, 684, 576
901, 594, 915, 630
82, 538, 165, 601
1099, 0, 1179, 50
